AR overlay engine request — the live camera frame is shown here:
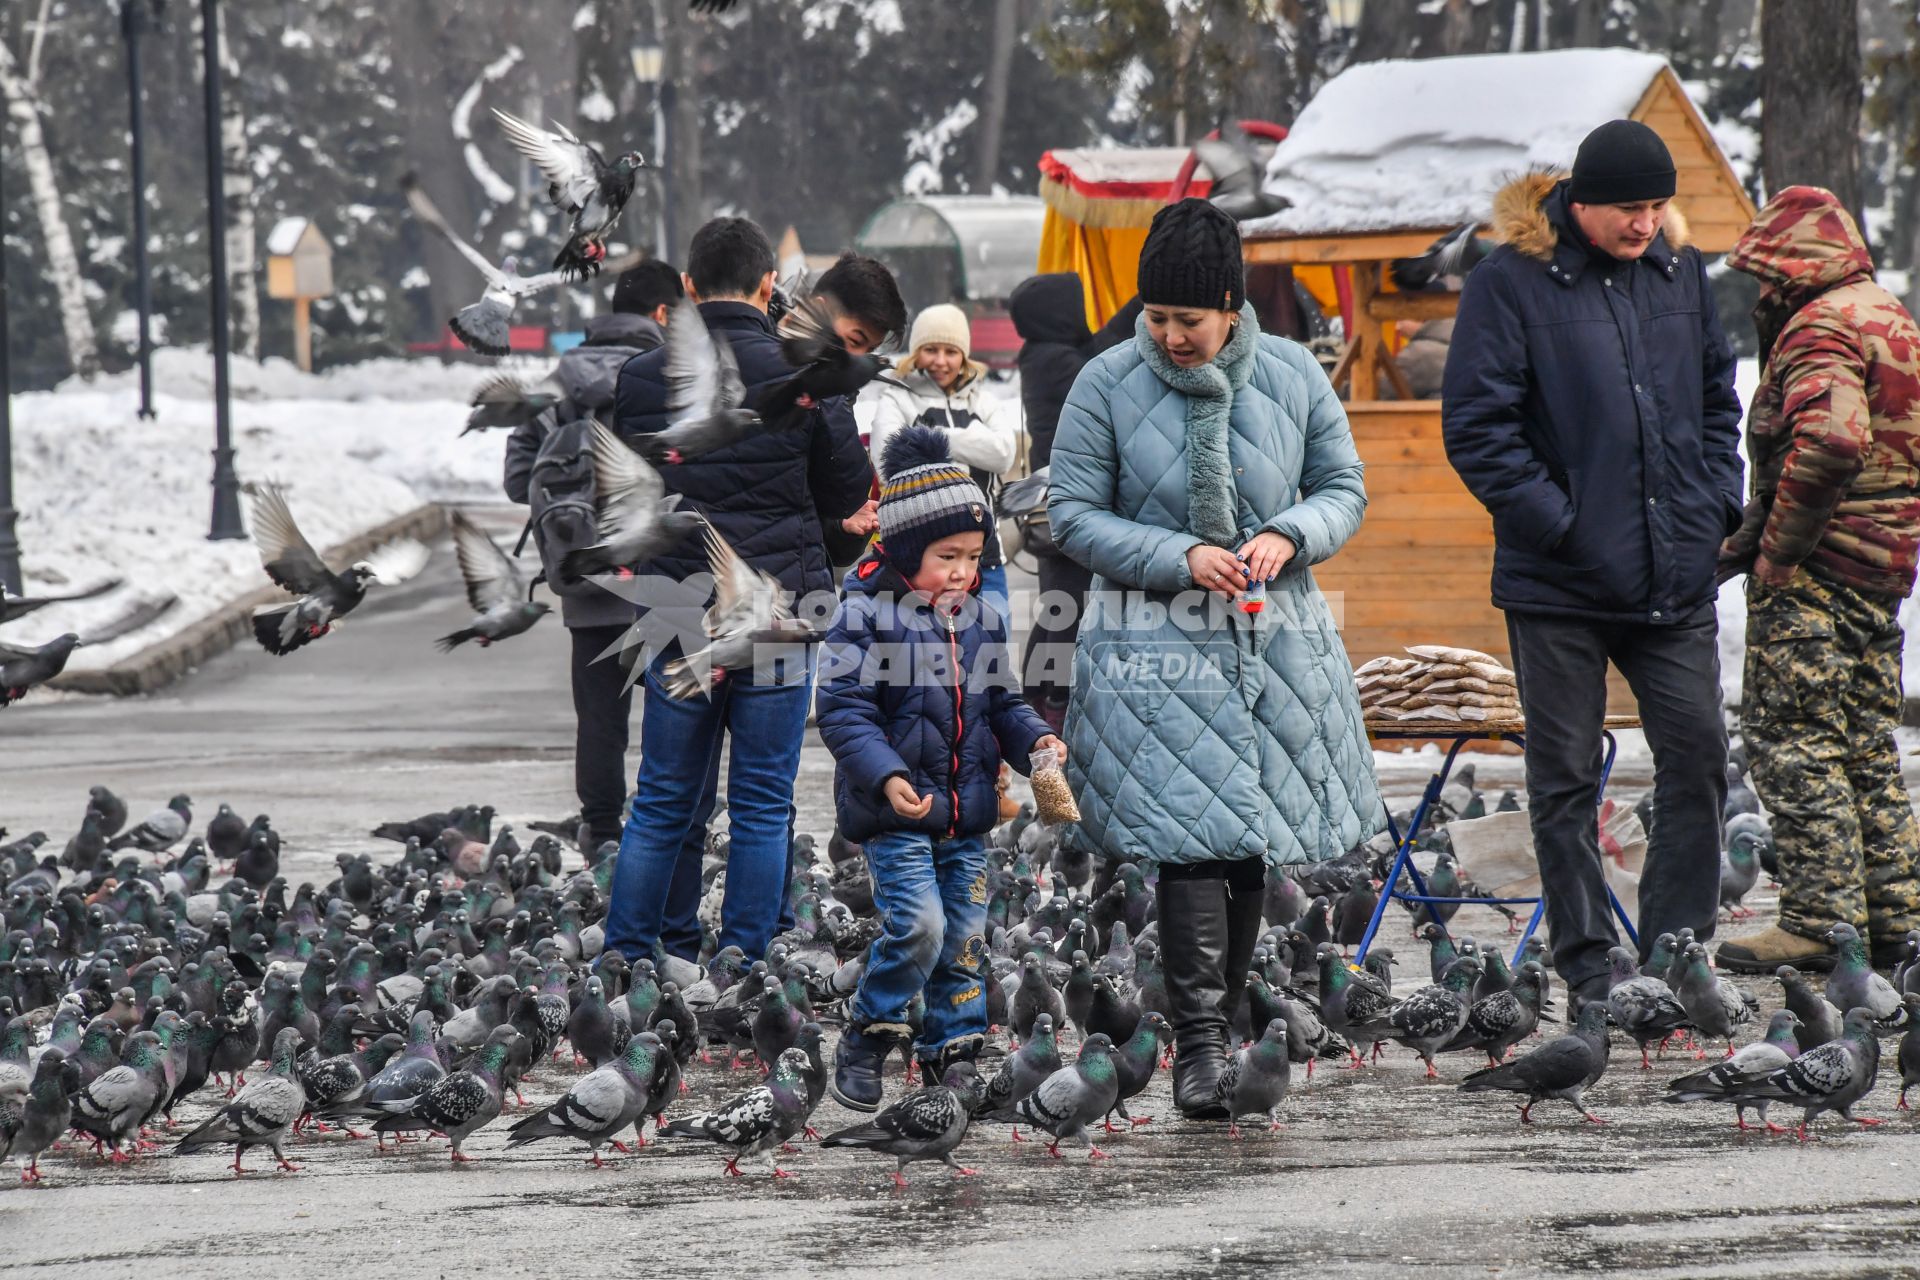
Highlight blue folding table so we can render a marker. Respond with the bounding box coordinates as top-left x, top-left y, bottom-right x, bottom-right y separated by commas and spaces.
1353, 714, 1642, 967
